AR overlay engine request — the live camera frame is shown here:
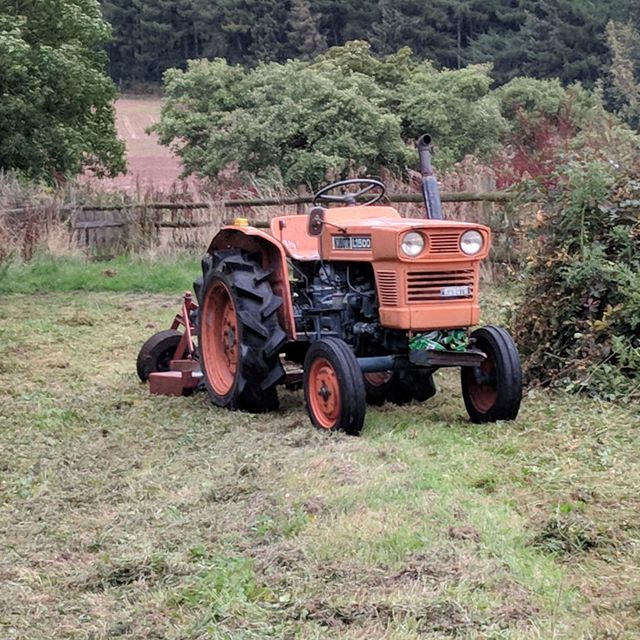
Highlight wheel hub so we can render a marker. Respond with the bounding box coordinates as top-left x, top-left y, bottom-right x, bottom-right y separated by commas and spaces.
201, 280, 239, 395
468, 358, 497, 412
307, 358, 341, 429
